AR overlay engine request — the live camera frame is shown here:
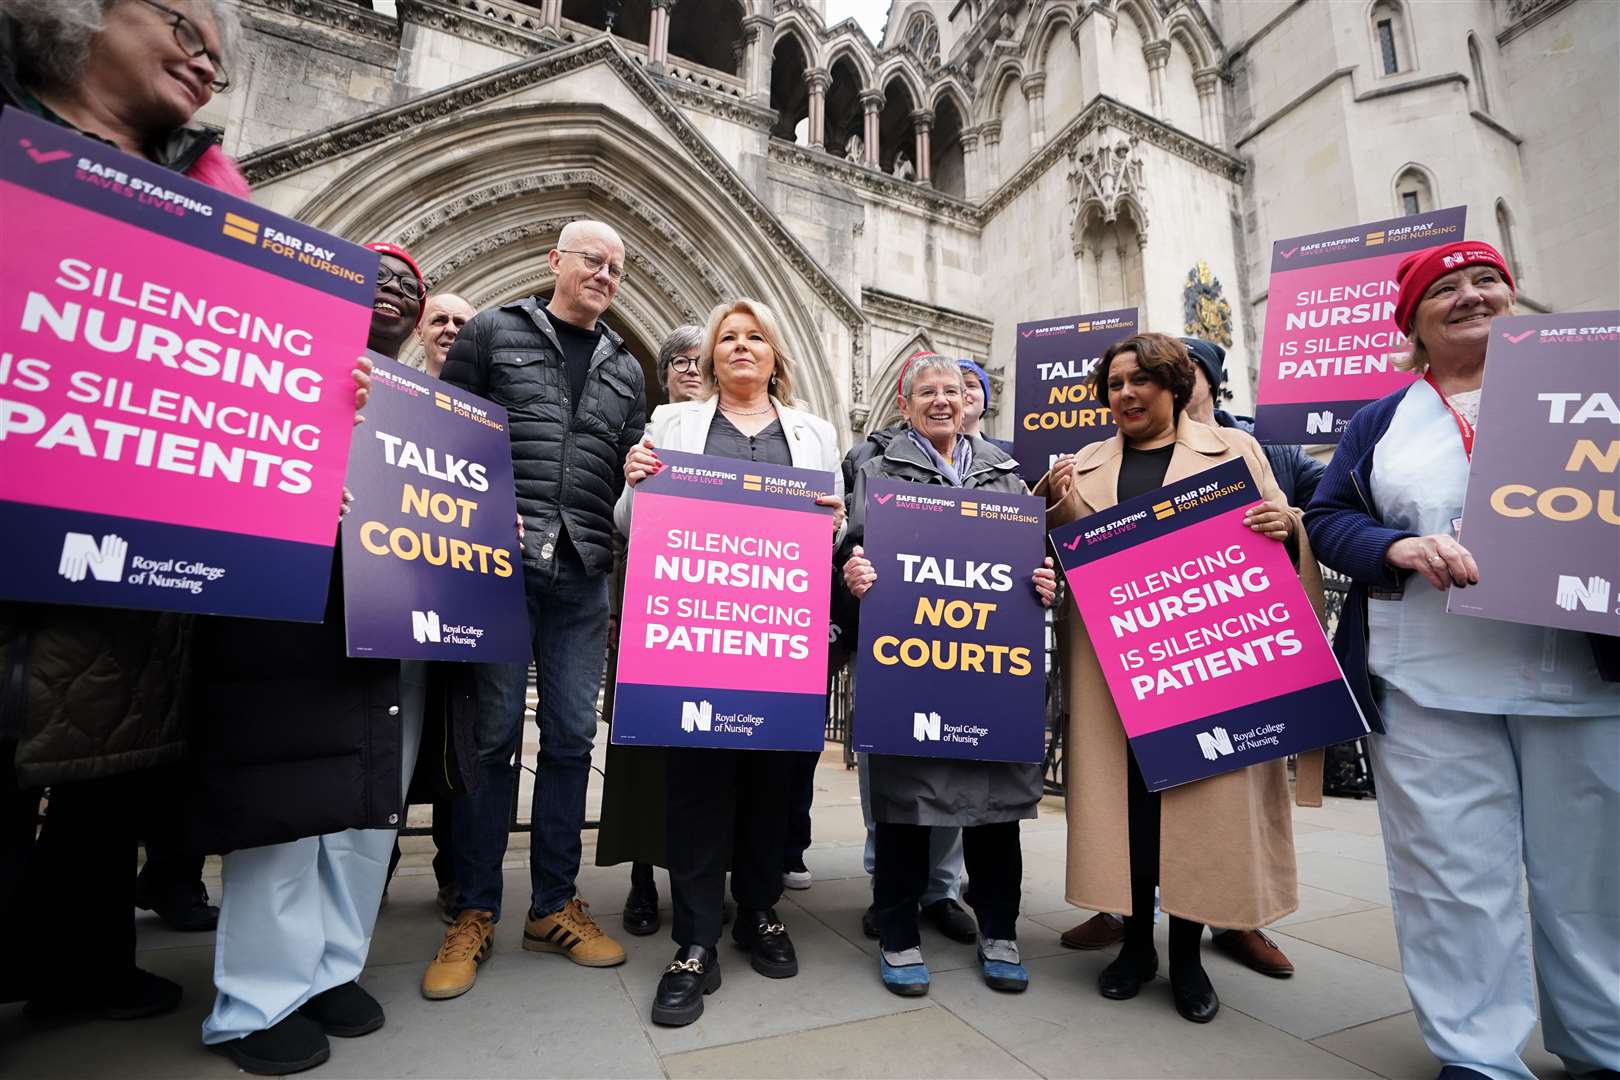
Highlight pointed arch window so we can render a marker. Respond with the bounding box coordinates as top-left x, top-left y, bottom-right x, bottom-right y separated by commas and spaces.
1395, 165, 1435, 216
1369, 1, 1412, 76
1468, 34, 1492, 113
904, 10, 941, 68
1496, 199, 1521, 280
